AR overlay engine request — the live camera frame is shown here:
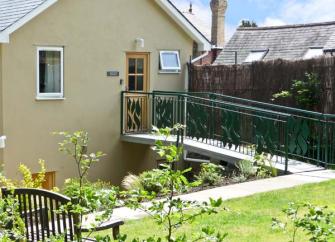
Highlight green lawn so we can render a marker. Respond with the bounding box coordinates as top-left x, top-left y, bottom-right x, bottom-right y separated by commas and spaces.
99, 180, 335, 241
